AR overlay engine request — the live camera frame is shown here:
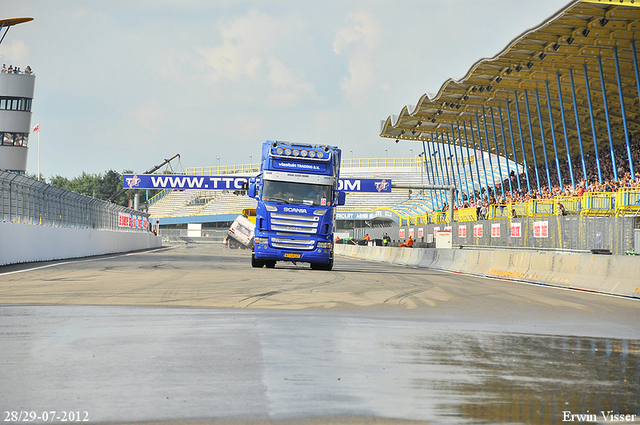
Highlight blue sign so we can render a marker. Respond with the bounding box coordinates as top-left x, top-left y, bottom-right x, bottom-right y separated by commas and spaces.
337, 178, 392, 193
124, 174, 250, 190
273, 160, 325, 172
123, 174, 392, 193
